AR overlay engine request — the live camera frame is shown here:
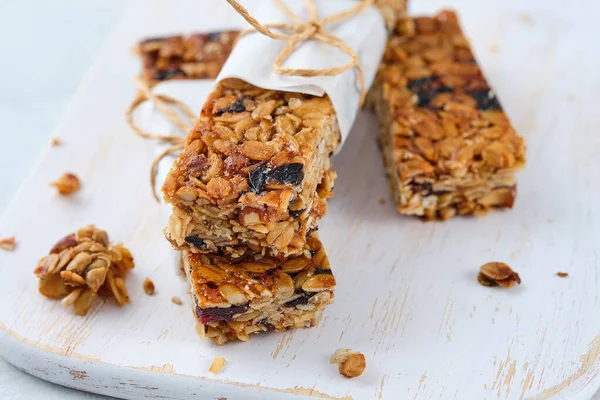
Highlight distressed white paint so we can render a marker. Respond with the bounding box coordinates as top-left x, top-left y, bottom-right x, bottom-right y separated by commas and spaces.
1, 0, 600, 399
